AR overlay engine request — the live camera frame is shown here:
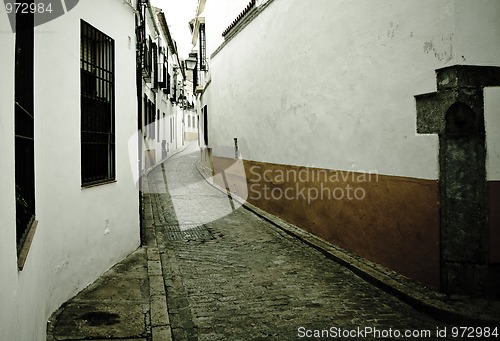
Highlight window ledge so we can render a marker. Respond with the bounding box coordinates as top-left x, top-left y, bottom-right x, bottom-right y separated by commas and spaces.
17, 219, 38, 271
81, 179, 117, 189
